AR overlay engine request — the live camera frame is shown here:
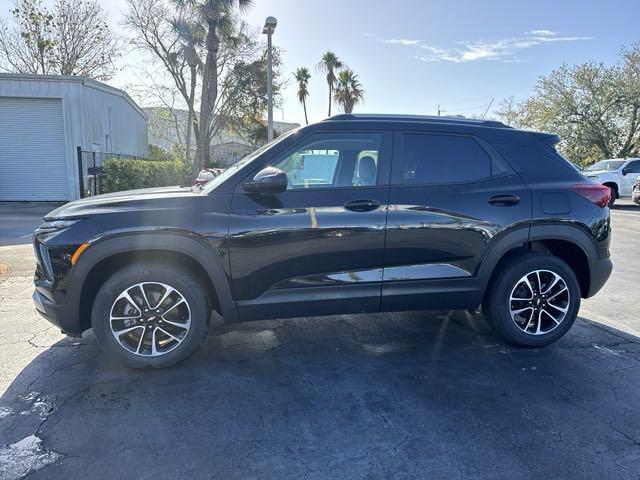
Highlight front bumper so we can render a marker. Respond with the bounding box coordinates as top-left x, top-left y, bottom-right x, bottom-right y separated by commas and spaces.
33, 286, 82, 337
